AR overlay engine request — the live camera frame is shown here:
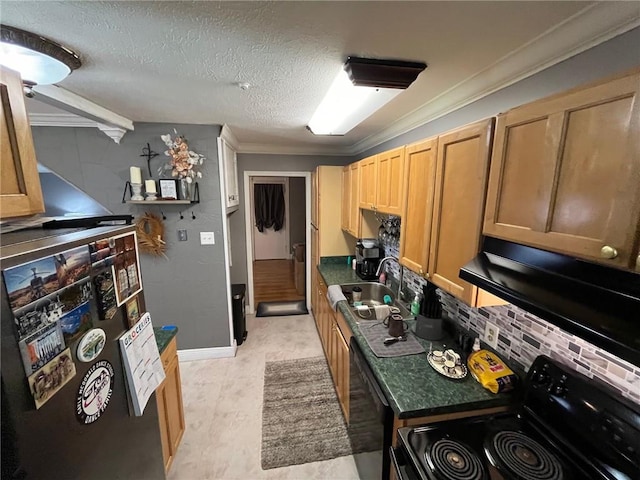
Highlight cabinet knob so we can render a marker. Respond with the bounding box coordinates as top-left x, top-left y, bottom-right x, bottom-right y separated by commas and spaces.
600, 245, 618, 259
